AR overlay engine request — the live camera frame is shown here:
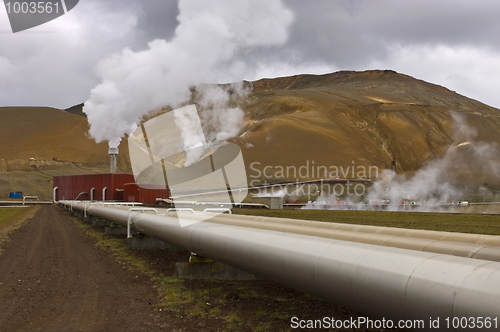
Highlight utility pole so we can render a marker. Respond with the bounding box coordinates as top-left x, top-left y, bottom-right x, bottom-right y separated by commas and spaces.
391, 158, 397, 172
